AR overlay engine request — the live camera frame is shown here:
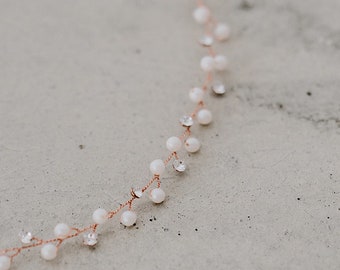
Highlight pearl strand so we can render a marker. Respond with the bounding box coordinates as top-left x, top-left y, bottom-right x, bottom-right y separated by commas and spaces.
0, 2, 230, 269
